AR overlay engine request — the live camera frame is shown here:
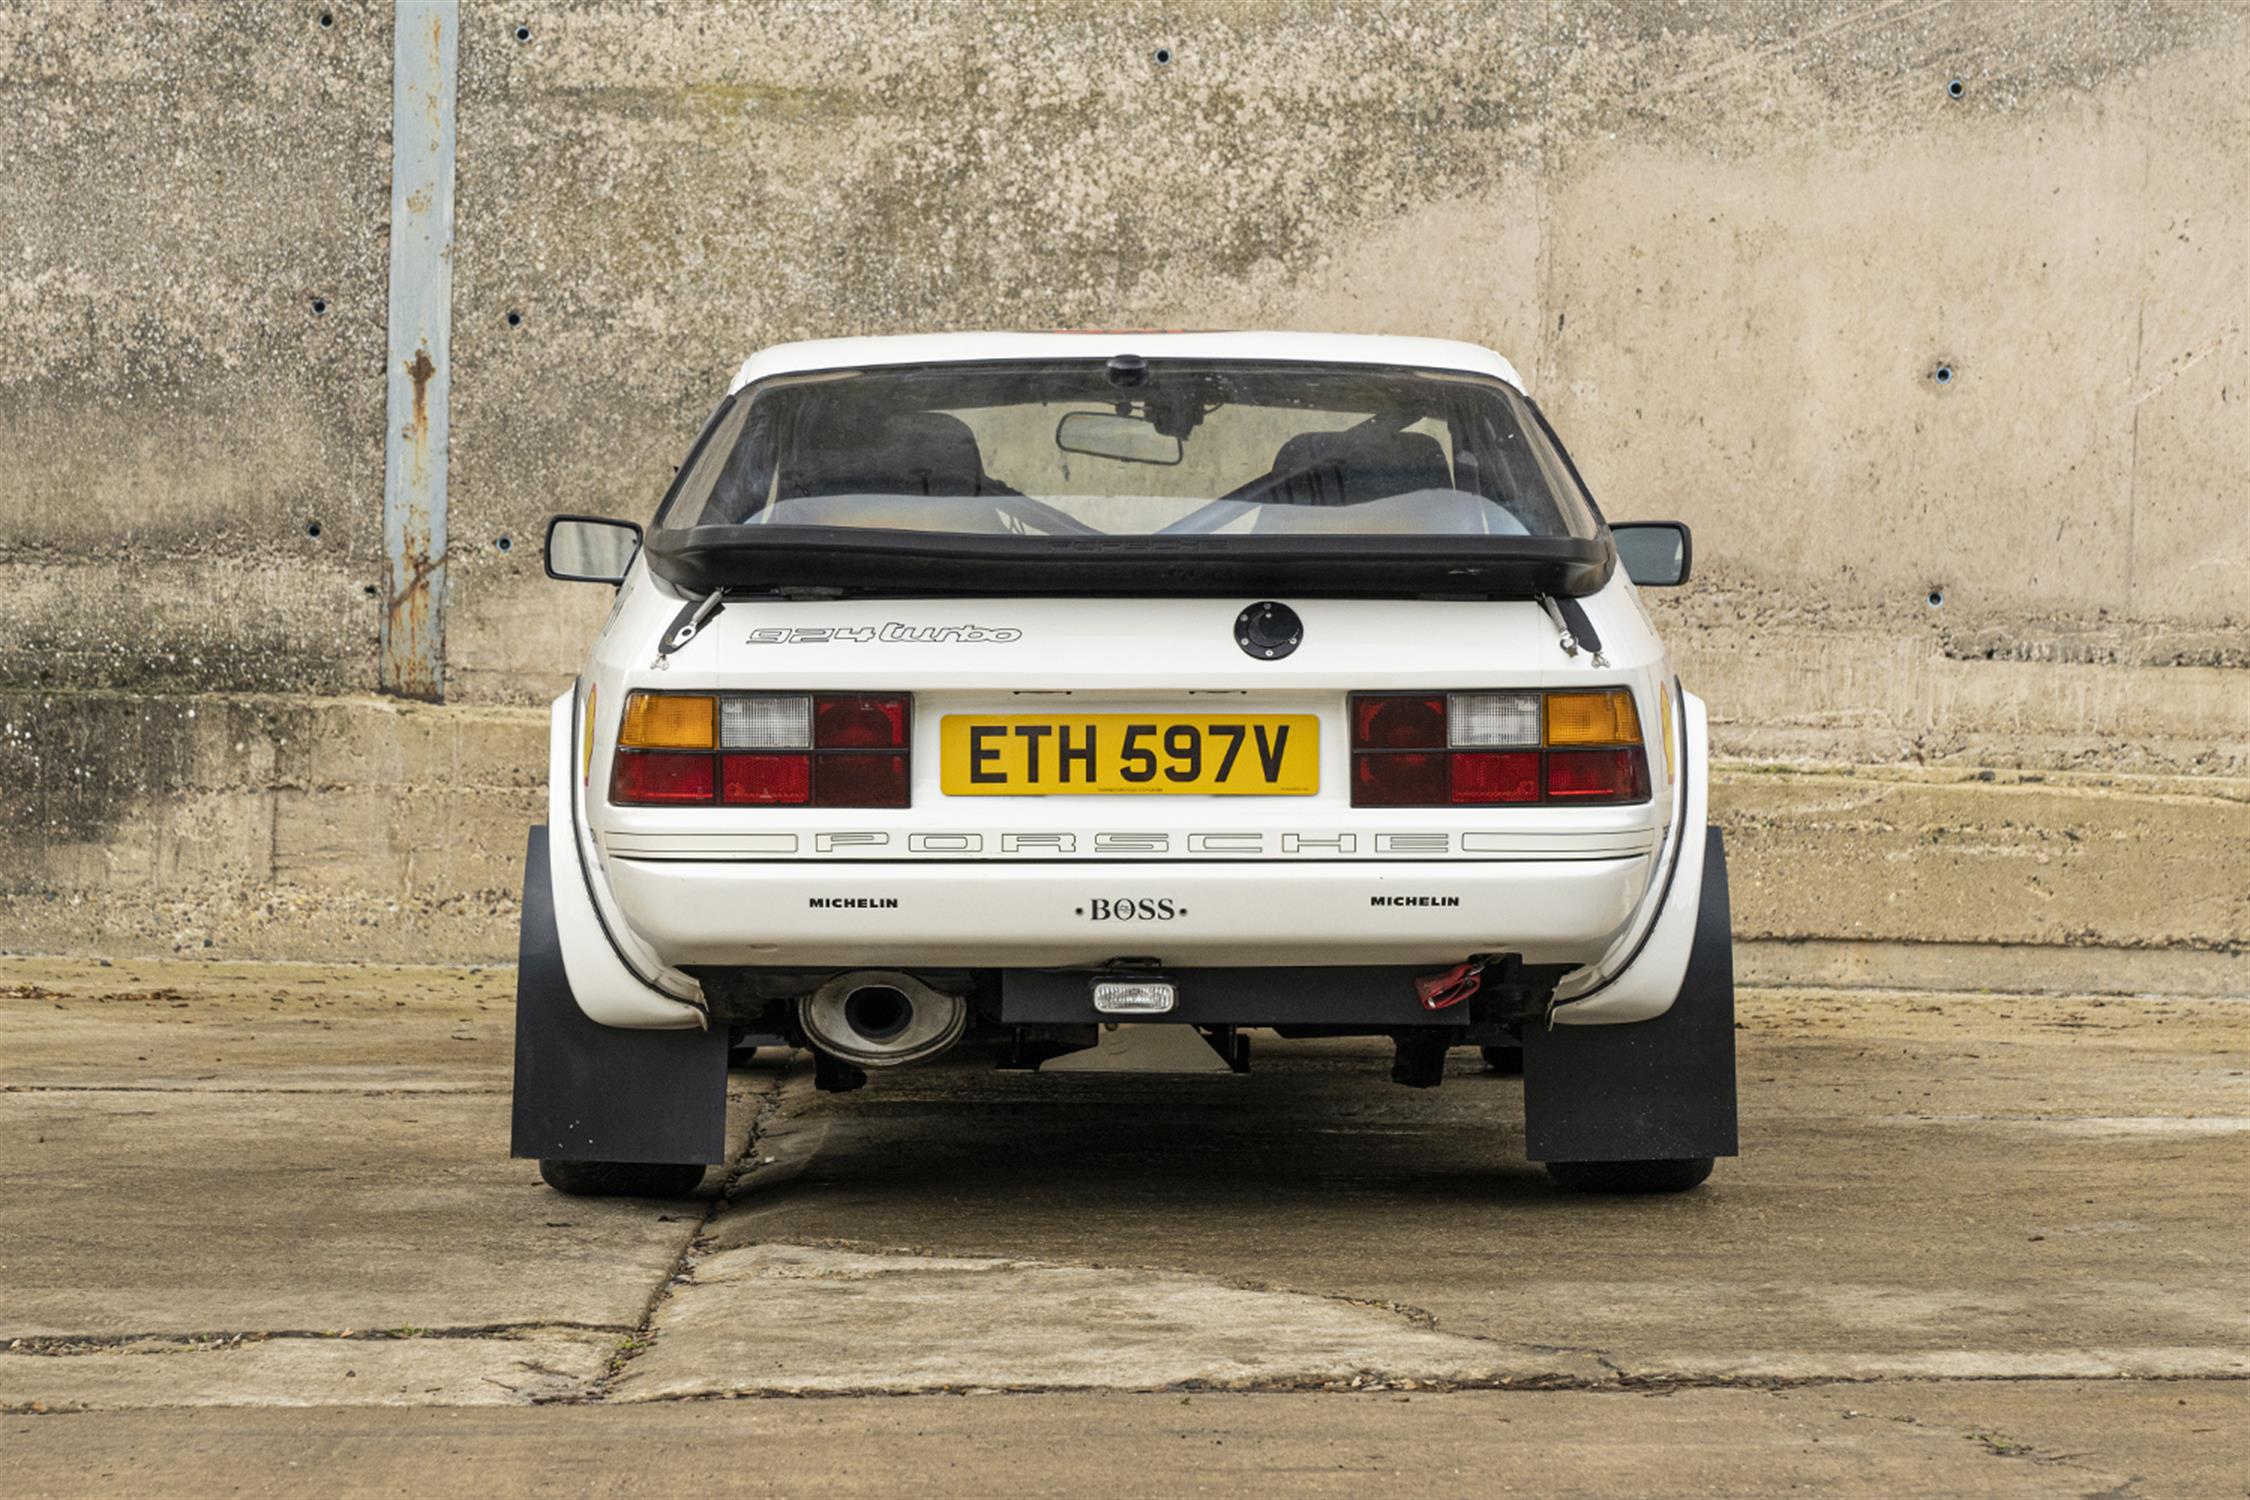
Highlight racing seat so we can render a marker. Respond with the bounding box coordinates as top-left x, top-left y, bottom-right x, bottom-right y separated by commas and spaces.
780, 410, 996, 499
1259, 426, 1453, 521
